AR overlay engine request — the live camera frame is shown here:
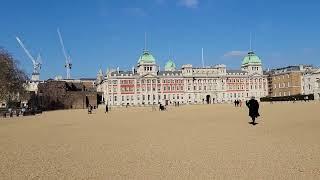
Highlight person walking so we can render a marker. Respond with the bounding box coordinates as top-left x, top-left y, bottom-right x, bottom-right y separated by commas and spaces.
88, 104, 92, 114
105, 104, 109, 113
246, 97, 260, 125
